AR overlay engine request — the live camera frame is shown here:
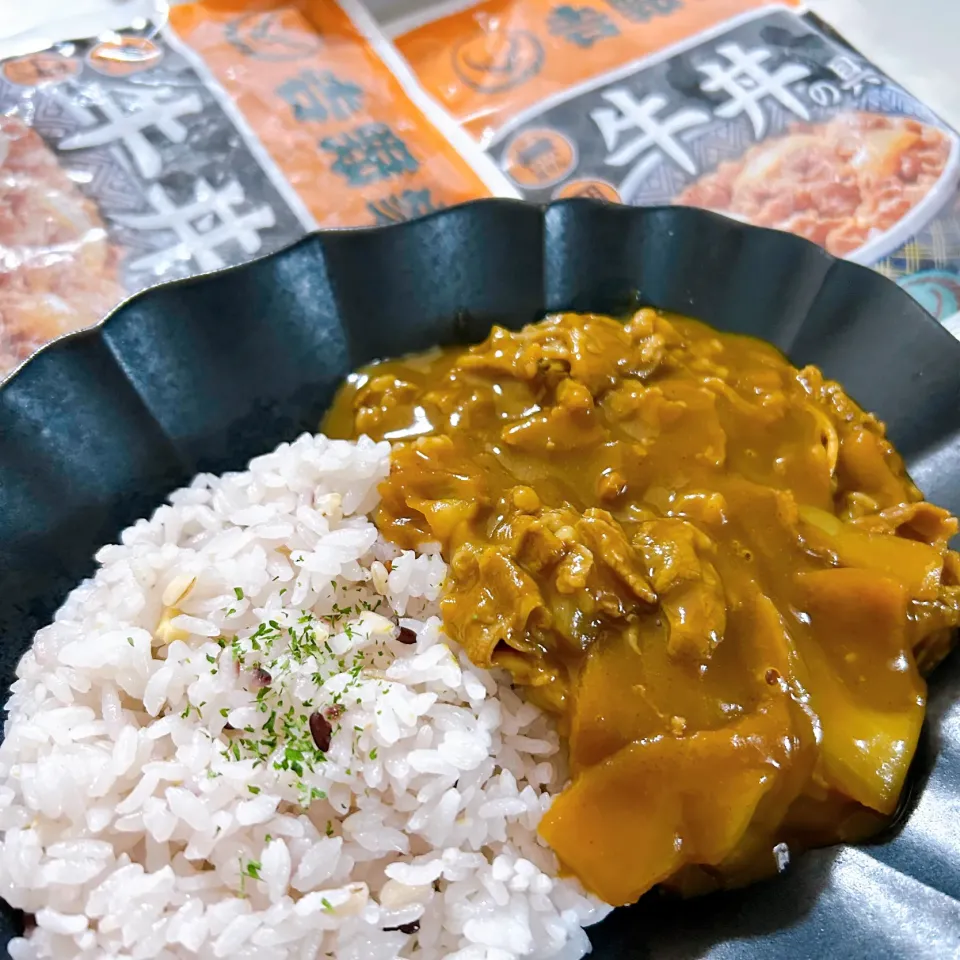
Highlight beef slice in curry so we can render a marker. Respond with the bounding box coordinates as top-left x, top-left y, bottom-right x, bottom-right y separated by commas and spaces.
324, 309, 960, 906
